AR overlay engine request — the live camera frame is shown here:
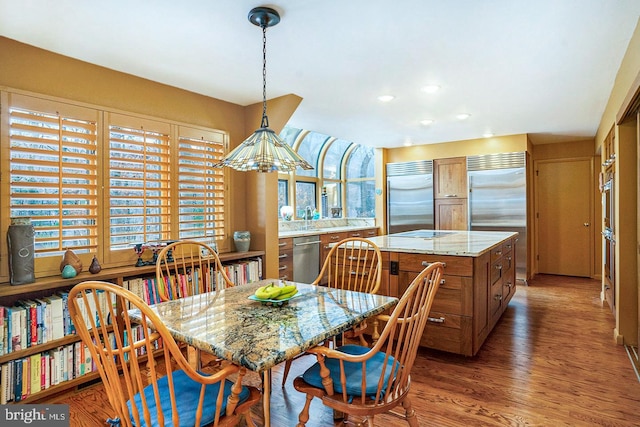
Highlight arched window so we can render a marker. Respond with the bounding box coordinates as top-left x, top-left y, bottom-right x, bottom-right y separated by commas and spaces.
278, 126, 375, 220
